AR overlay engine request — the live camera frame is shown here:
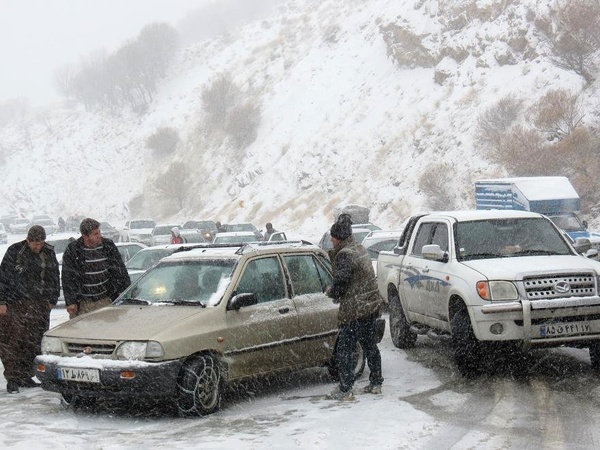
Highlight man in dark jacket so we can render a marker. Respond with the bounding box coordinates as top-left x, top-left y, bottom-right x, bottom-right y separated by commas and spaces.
325, 214, 383, 401
62, 218, 130, 318
0, 225, 60, 393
